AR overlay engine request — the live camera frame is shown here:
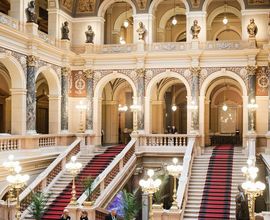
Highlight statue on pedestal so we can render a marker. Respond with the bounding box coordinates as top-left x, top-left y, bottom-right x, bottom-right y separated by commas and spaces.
136, 22, 146, 41
247, 18, 258, 38
61, 21, 70, 40
190, 20, 201, 39
85, 25, 95, 43
25, 0, 37, 23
